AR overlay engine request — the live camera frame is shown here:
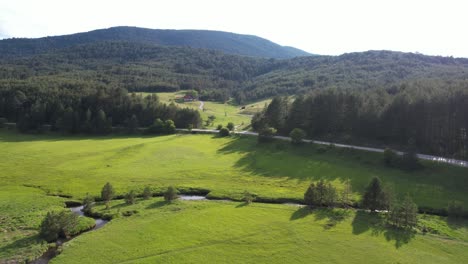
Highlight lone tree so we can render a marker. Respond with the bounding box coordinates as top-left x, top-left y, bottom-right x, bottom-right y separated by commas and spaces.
341, 178, 352, 208
227, 122, 235, 131
101, 182, 114, 209
304, 183, 317, 207
82, 193, 95, 215
400, 194, 418, 228
289, 128, 306, 145
40, 211, 79, 242
219, 127, 230, 137
383, 148, 398, 167
447, 201, 464, 218
362, 177, 385, 212
143, 186, 152, 200
388, 194, 418, 228
243, 191, 255, 204
164, 186, 179, 202
125, 190, 136, 205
